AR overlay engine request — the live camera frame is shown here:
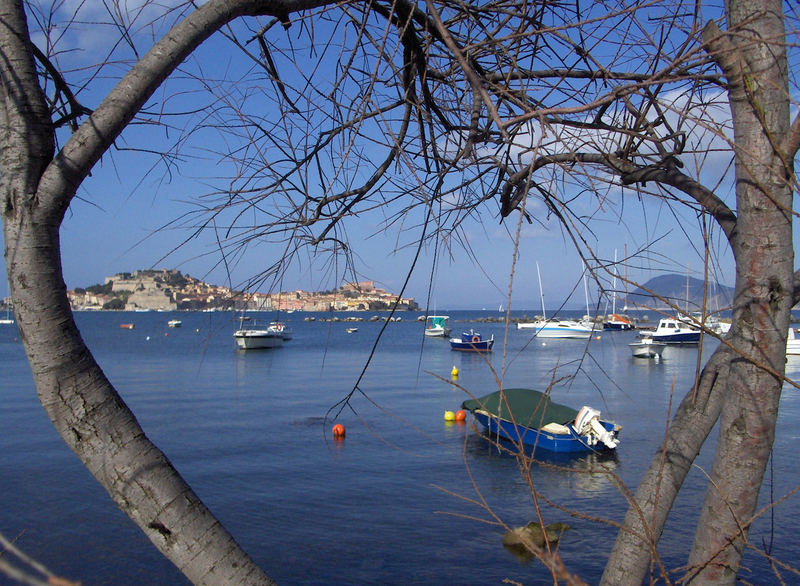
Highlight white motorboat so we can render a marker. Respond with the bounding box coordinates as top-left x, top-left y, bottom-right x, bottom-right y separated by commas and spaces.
167, 319, 182, 328
234, 317, 284, 349
629, 334, 667, 360
652, 317, 700, 344
424, 315, 451, 337
234, 327, 284, 349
